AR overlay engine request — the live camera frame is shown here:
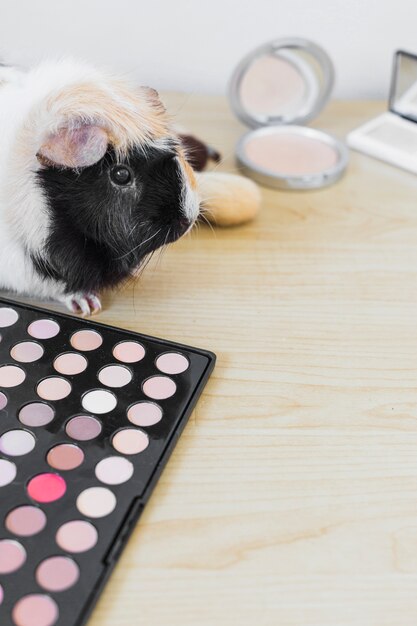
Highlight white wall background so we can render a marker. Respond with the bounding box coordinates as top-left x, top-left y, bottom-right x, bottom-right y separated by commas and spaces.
1, 0, 417, 99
